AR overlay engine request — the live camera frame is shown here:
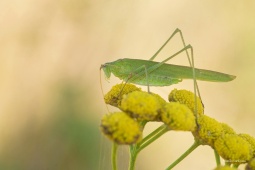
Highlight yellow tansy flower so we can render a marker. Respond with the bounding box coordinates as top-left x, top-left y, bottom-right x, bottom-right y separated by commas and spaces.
193, 115, 223, 146
168, 89, 204, 115
239, 133, 255, 157
246, 158, 255, 170
120, 91, 162, 121
100, 112, 142, 144
214, 134, 252, 164
161, 102, 196, 131
104, 83, 141, 107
